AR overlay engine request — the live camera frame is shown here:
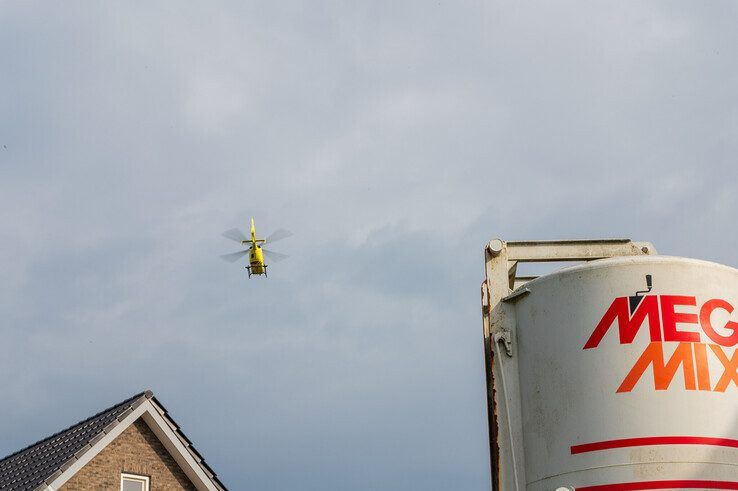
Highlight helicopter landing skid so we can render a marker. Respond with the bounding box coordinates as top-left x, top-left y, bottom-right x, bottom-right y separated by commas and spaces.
245, 265, 268, 278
